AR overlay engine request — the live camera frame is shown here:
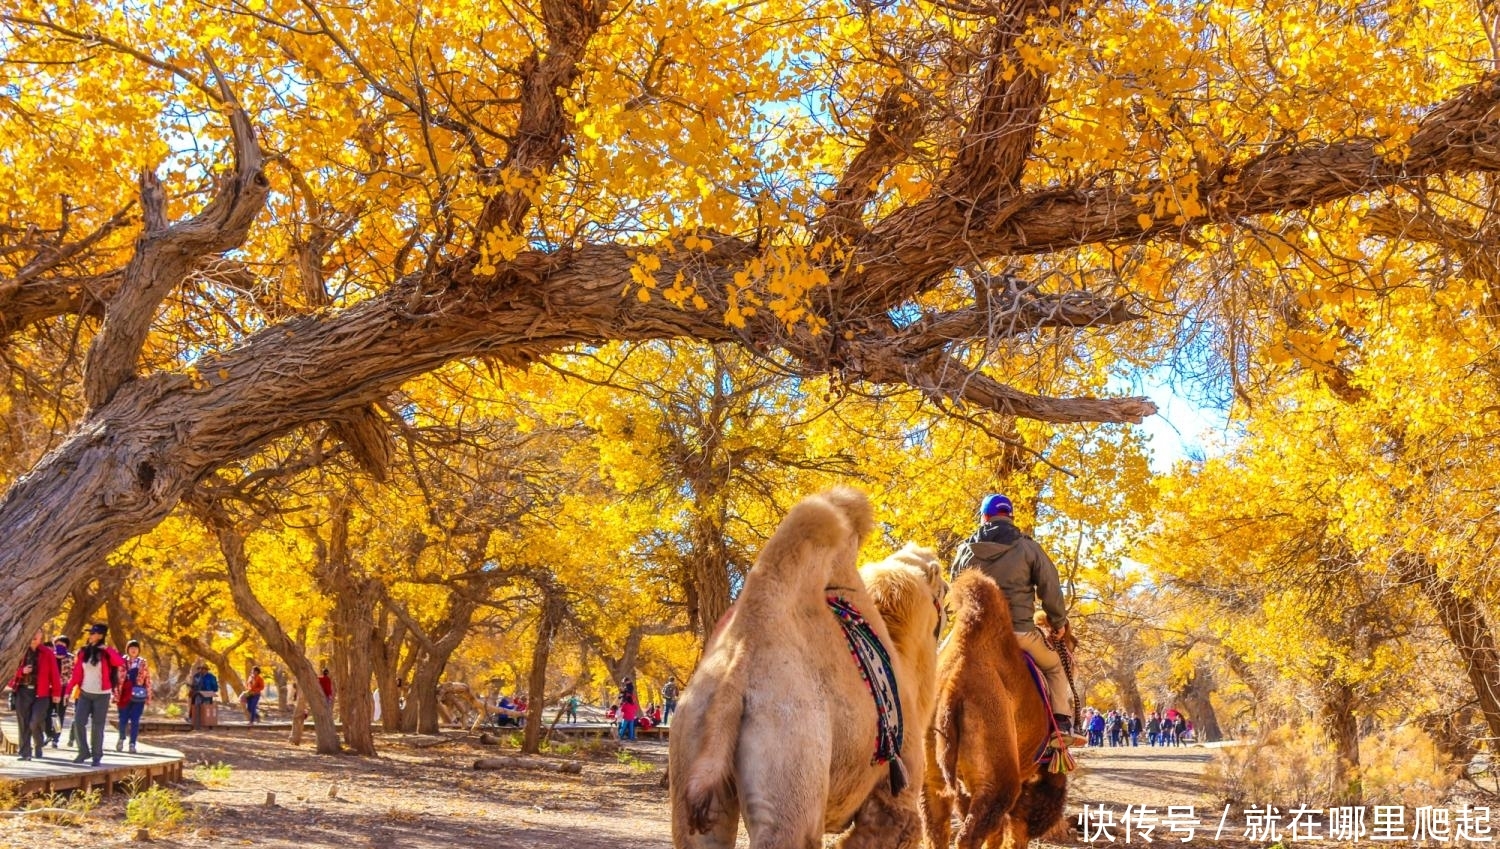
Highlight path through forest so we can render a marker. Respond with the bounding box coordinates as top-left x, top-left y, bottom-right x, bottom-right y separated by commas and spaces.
0, 733, 1245, 848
